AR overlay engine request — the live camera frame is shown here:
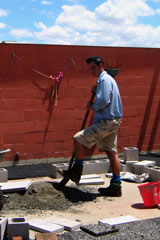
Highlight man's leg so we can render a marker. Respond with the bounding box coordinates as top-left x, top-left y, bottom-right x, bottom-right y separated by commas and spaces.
57, 138, 87, 185
98, 150, 122, 197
